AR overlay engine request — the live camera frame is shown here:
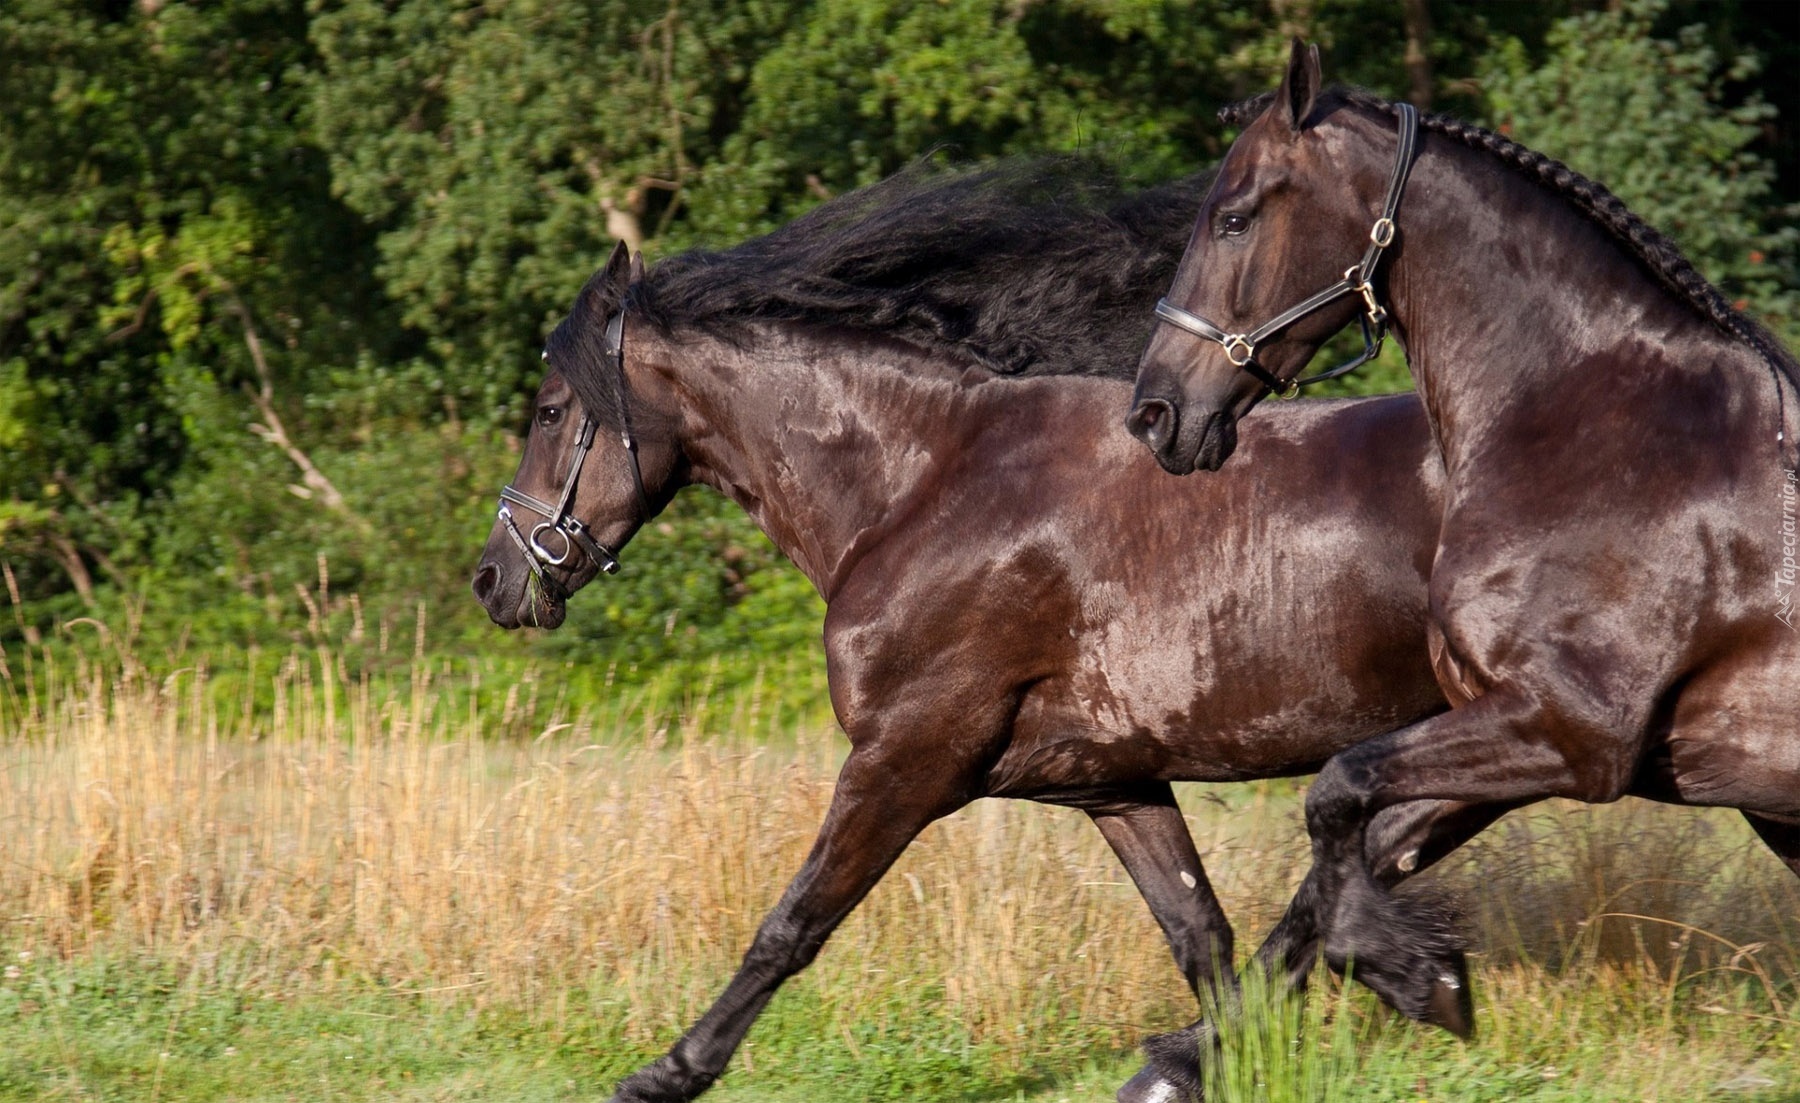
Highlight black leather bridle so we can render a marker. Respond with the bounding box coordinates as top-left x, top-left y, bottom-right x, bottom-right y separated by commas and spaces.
496, 310, 650, 590
1153, 102, 1419, 399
